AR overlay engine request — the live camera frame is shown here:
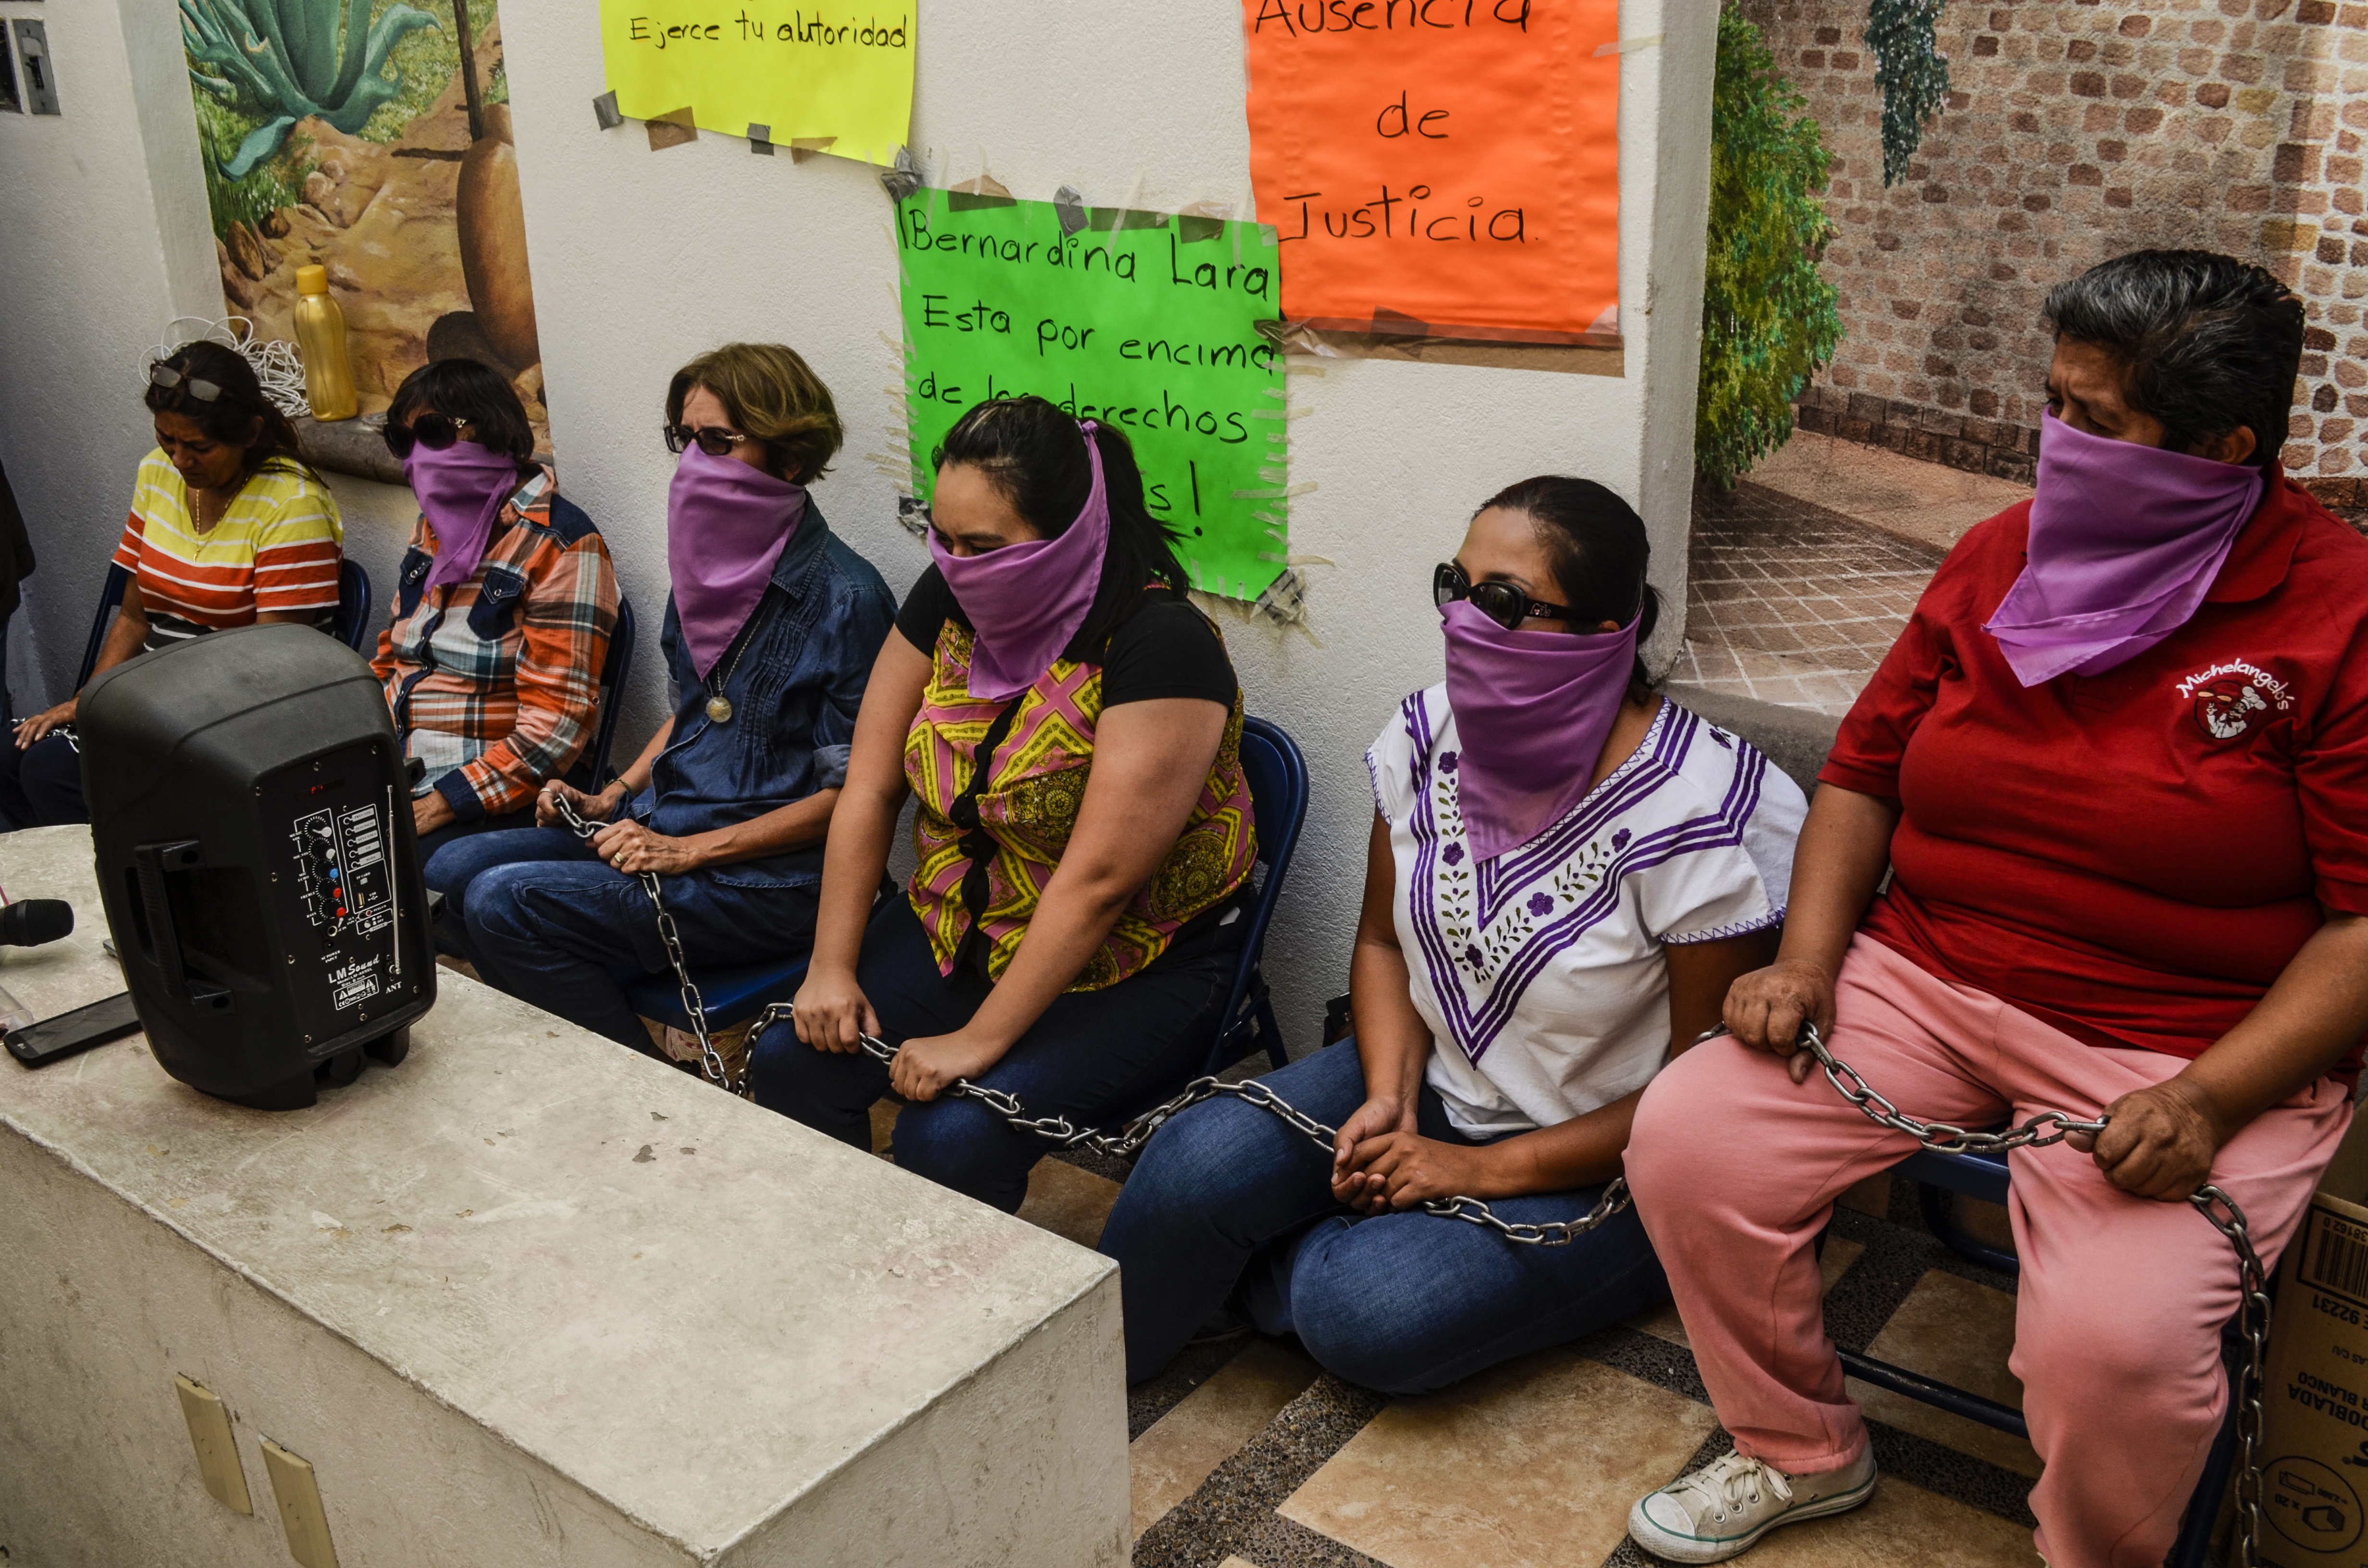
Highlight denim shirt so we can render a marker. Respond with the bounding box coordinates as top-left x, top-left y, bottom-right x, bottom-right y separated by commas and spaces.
633, 504, 897, 888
